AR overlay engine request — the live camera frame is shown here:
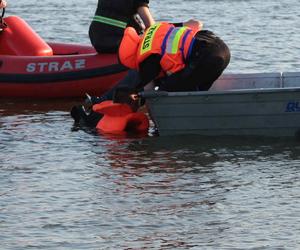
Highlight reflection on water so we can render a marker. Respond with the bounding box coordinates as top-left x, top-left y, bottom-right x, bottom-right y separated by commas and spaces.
89, 135, 300, 249
1, 99, 300, 249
